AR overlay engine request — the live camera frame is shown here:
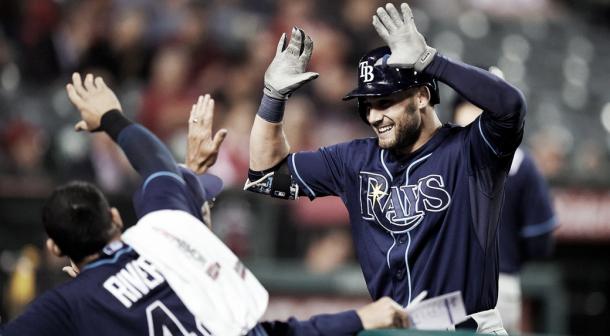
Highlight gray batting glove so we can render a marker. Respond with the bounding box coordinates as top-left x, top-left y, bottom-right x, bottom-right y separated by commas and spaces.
263, 27, 319, 100
372, 3, 436, 71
